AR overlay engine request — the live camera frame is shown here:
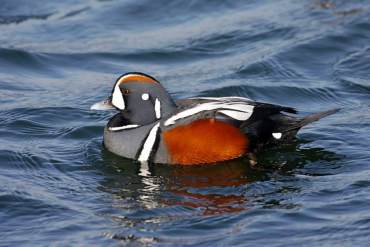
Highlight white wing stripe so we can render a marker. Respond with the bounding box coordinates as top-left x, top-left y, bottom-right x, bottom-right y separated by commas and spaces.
165, 102, 254, 126
188, 96, 253, 101
218, 110, 252, 121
